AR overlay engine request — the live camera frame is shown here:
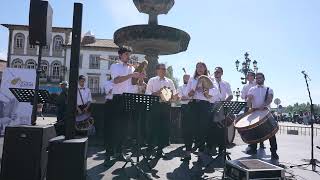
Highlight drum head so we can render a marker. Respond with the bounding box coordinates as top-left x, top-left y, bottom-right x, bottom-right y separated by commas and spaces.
235, 109, 269, 128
